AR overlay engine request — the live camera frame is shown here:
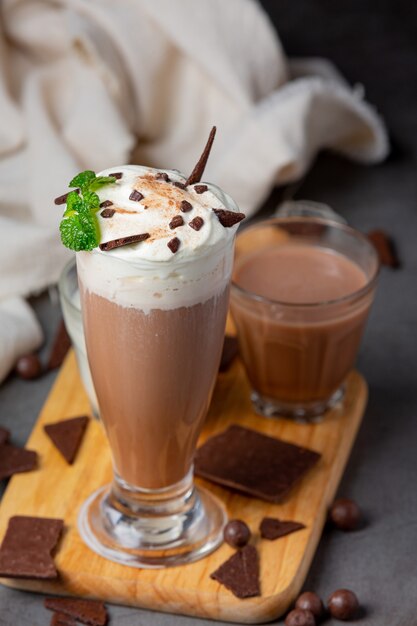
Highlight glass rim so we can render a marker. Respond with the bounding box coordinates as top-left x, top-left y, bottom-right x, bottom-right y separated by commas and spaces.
231, 216, 380, 309
58, 255, 80, 314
